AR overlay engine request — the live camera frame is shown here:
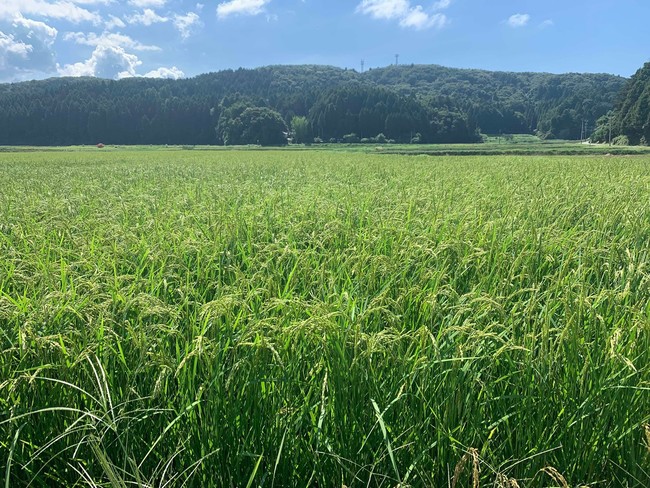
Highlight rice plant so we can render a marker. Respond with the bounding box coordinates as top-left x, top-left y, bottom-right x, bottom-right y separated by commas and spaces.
1, 150, 649, 486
